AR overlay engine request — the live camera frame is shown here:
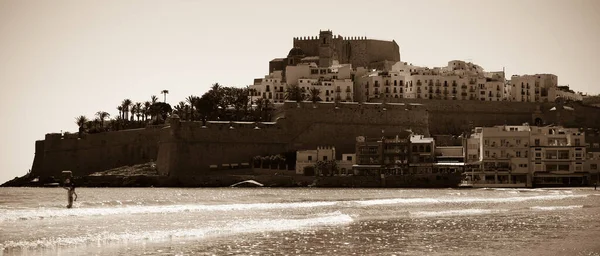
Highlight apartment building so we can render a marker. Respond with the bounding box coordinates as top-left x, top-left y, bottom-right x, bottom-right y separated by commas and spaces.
530, 126, 587, 186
